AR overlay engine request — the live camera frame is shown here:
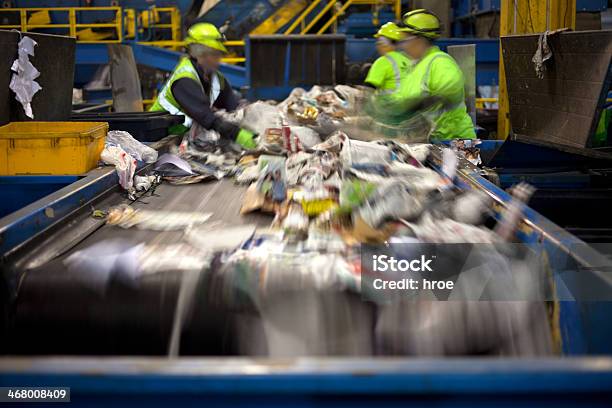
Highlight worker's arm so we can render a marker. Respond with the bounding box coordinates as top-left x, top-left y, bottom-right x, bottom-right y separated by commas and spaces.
213, 76, 239, 111
171, 77, 241, 141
